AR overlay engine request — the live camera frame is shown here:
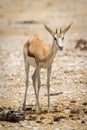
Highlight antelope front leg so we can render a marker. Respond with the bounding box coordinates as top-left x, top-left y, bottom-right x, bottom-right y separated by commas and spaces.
32, 69, 37, 99
22, 62, 30, 111
36, 65, 41, 113
47, 65, 52, 112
